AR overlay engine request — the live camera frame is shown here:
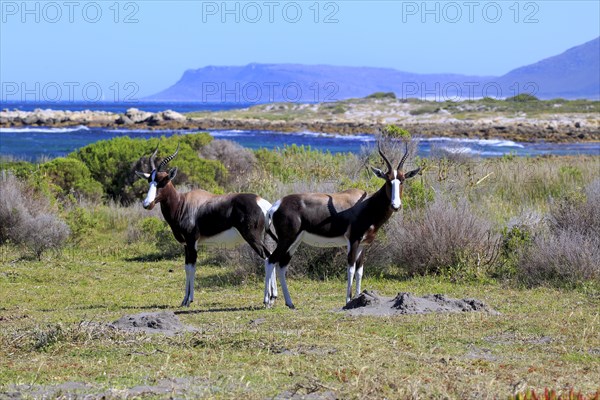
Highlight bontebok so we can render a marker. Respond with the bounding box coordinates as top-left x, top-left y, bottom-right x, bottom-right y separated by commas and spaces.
264, 142, 420, 308
136, 144, 274, 307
